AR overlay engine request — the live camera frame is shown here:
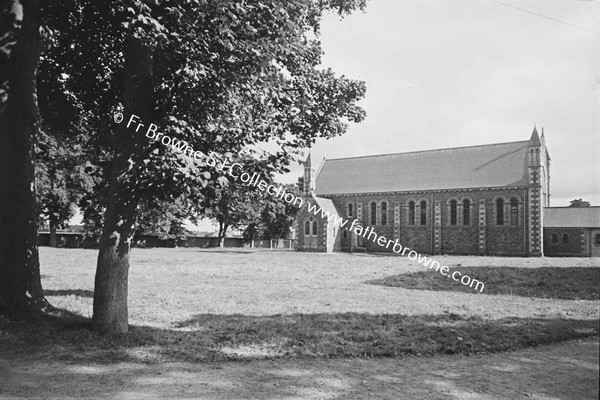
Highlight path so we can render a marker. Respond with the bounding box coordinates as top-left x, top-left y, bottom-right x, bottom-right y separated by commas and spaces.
1, 337, 598, 399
